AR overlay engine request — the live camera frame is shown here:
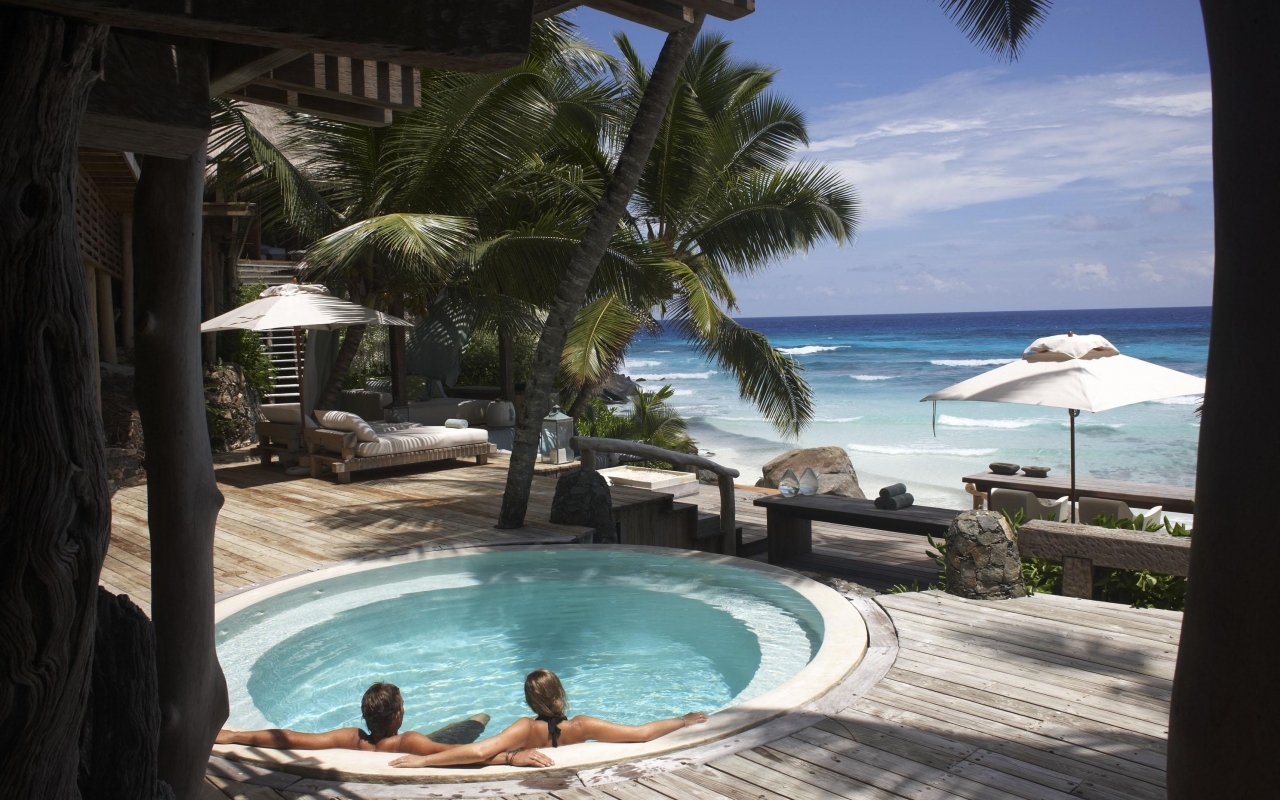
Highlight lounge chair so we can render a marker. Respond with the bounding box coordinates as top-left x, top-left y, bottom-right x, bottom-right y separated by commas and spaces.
255, 403, 309, 466
305, 410, 495, 483
1078, 496, 1164, 529
989, 488, 1070, 522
